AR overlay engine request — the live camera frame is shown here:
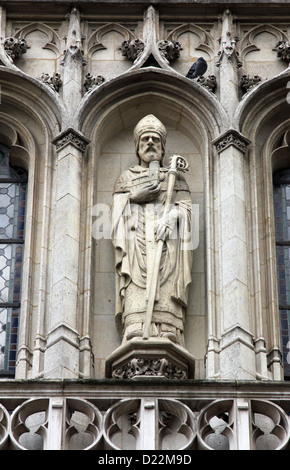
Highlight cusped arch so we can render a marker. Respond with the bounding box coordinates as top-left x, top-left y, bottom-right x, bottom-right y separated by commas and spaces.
0, 65, 65, 135
87, 22, 136, 58
234, 68, 290, 381
240, 24, 287, 60
14, 22, 62, 57
167, 23, 215, 59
